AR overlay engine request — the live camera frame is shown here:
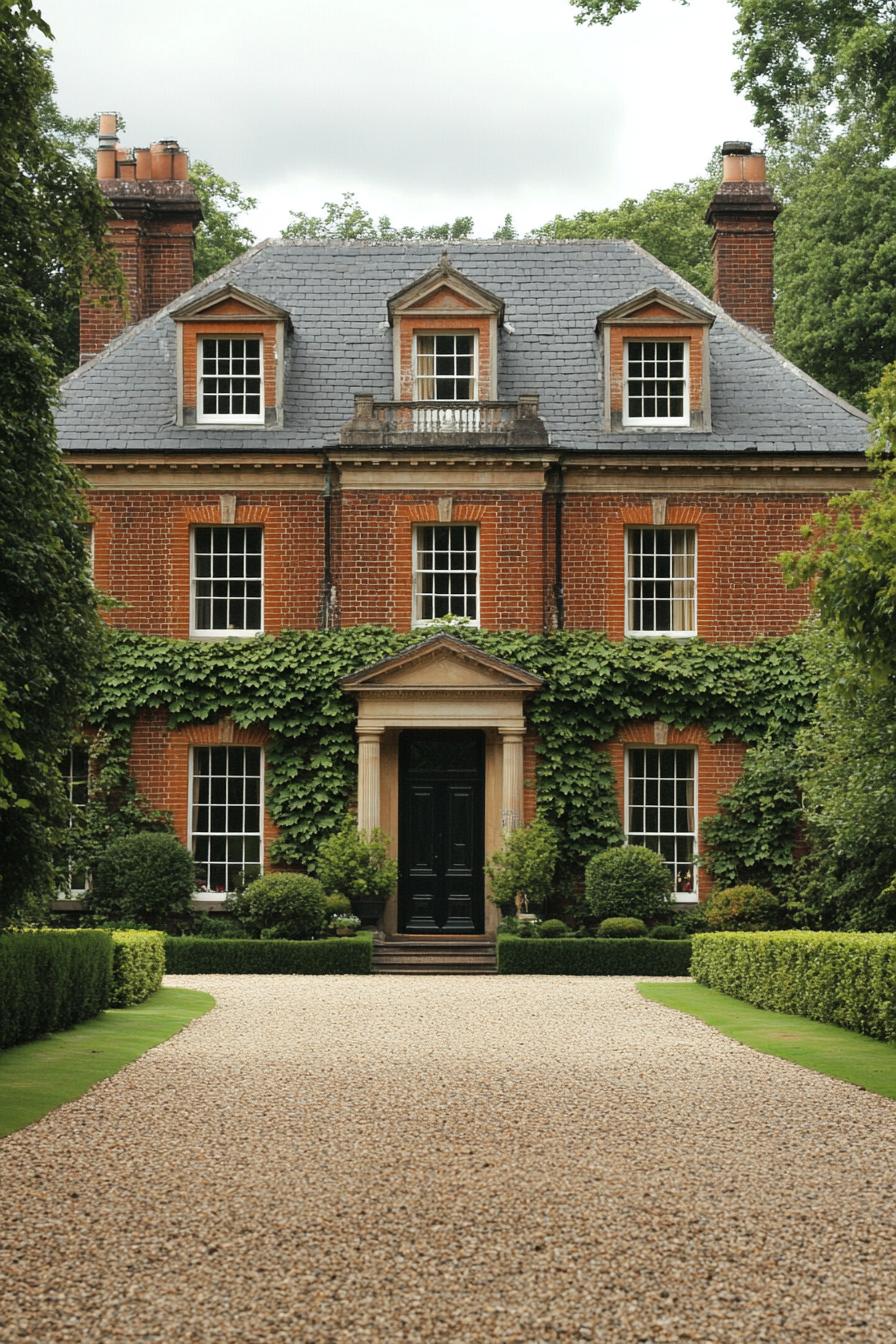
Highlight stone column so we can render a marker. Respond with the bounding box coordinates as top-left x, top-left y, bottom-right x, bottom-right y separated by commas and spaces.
499, 729, 525, 833
356, 728, 383, 833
